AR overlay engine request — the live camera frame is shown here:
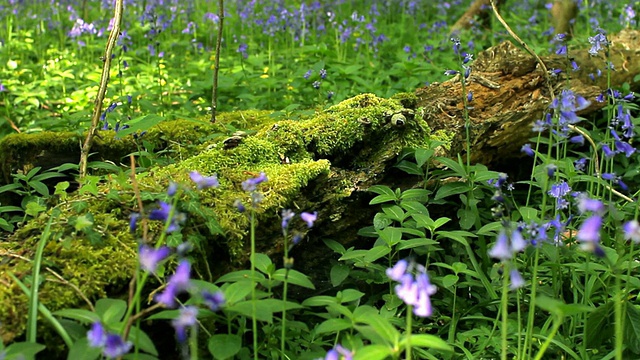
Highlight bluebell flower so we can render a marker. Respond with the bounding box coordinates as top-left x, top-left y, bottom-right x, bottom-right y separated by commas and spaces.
172, 306, 198, 342
281, 209, 295, 232
149, 201, 184, 233
325, 345, 353, 360
521, 143, 534, 157
129, 212, 140, 233
489, 230, 513, 260
601, 144, 615, 158
189, 171, 219, 190
203, 291, 225, 311
574, 157, 587, 172
103, 334, 133, 359
386, 259, 408, 281
233, 199, 246, 213
242, 172, 267, 192
88, 322, 106, 347
139, 245, 170, 274
320, 69, 327, 79
577, 215, 604, 256
467, 91, 473, 102
87, 322, 132, 359
414, 271, 437, 317
509, 268, 525, 290
167, 181, 178, 196
312, 81, 321, 89
444, 69, 459, 76
300, 211, 318, 228
155, 260, 191, 308
588, 31, 608, 55
623, 220, 640, 243
576, 194, 605, 214
303, 70, 312, 79
546, 164, 557, 177
569, 134, 584, 145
